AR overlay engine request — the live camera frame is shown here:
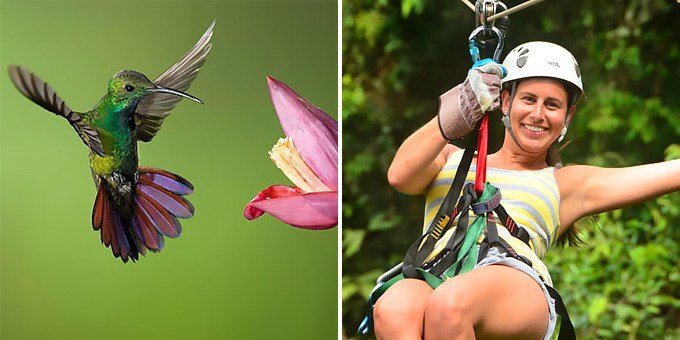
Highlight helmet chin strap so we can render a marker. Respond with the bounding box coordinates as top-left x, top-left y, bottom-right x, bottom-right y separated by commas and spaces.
550, 116, 572, 169
501, 81, 528, 152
